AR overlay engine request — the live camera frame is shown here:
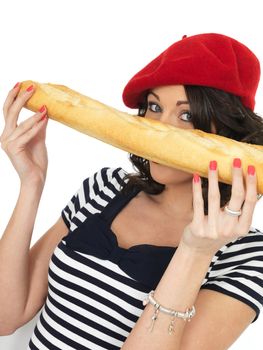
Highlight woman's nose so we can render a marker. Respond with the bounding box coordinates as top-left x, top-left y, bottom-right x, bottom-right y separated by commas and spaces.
159, 112, 176, 127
